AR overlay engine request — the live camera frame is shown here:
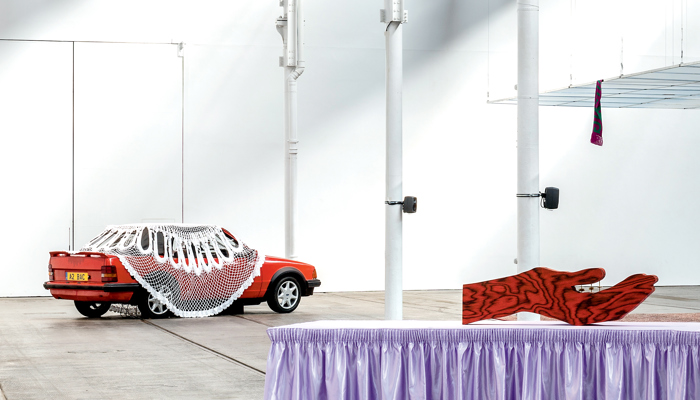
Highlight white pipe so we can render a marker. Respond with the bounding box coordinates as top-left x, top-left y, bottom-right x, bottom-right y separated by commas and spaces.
284, 64, 299, 260
517, 0, 540, 322
385, 20, 403, 321
287, 0, 296, 66
278, 0, 304, 260
296, 0, 304, 68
